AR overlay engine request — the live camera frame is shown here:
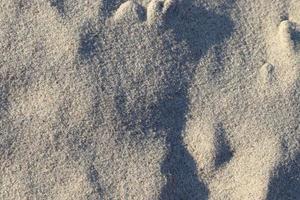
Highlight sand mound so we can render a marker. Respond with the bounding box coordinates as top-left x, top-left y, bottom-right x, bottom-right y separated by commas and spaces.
0, 0, 299, 199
